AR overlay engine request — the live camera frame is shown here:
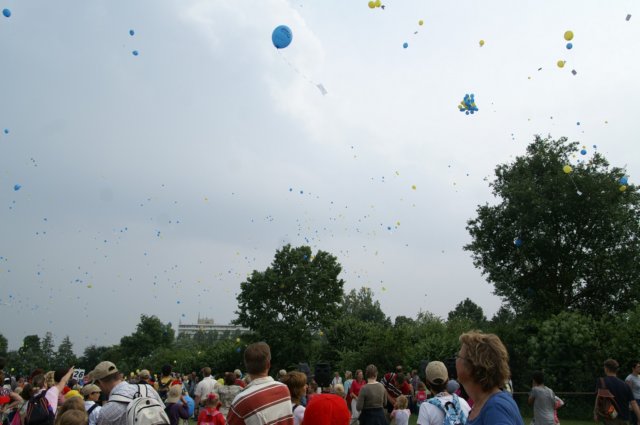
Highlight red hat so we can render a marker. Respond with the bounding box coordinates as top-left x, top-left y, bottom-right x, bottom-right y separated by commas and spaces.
303, 394, 350, 425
